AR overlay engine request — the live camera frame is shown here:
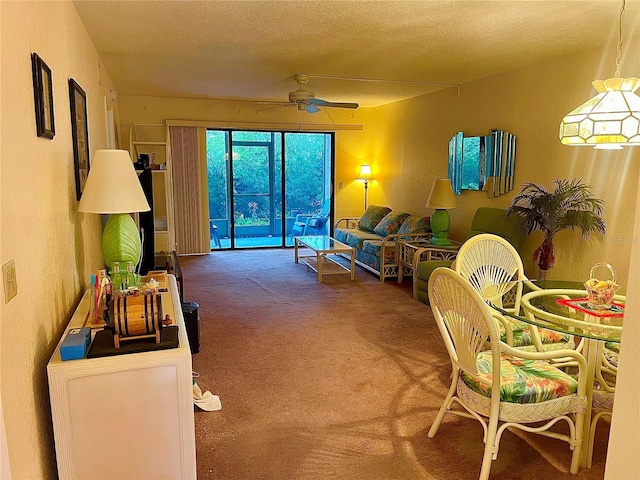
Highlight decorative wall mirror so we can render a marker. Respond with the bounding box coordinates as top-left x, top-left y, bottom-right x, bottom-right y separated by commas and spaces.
448, 129, 516, 197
